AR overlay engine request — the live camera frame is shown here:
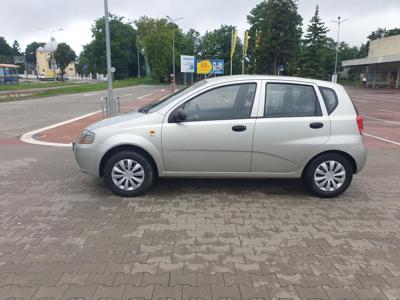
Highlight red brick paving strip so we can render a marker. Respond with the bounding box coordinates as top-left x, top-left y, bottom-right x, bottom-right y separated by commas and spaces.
33, 91, 170, 144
